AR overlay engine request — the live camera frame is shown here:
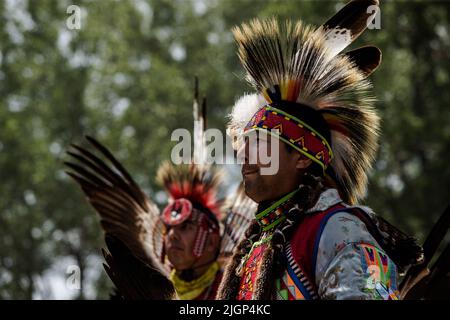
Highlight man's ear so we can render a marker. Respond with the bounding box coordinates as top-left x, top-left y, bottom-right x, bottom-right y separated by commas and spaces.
296, 156, 312, 170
